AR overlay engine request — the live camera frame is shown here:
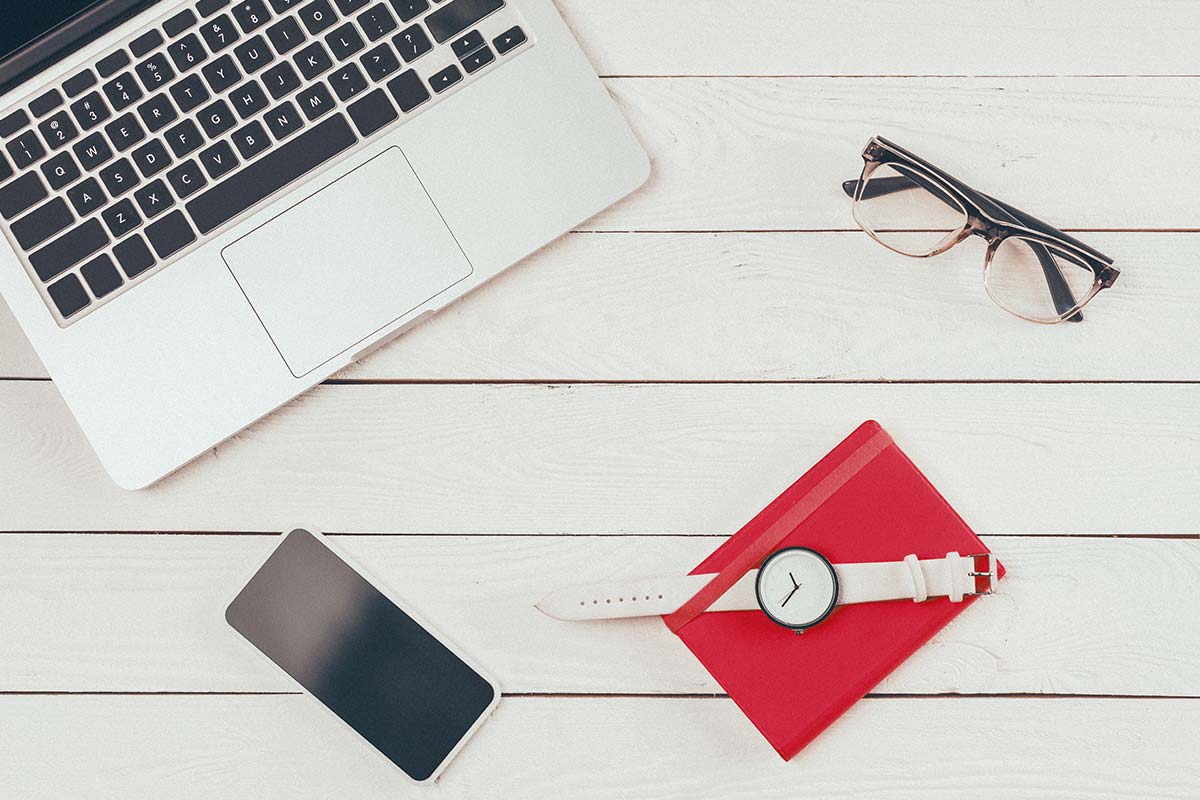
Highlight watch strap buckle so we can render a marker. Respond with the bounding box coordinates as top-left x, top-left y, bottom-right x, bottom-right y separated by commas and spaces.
965, 553, 997, 596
